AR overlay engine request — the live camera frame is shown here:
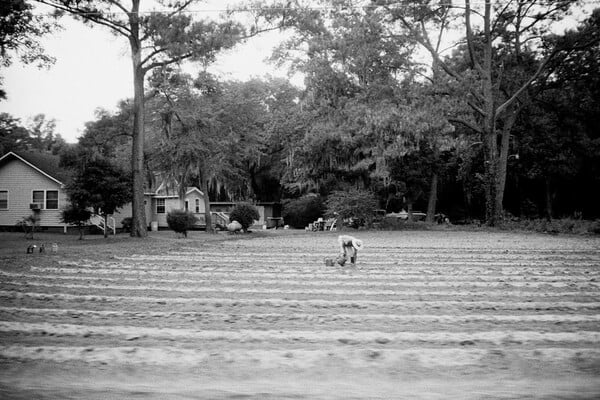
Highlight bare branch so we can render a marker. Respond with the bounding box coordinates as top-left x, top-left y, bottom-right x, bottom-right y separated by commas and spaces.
35, 0, 131, 37
106, 0, 130, 16
449, 118, 483, 134
467, 100, 486, 117
141, 47, 169, 67
495, 48, 558, 116
491, 0, 516, 34
143, 52, 193, 73
166, 0, 194, 18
